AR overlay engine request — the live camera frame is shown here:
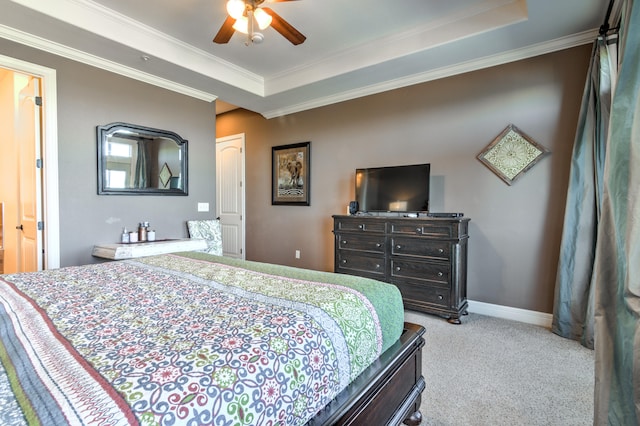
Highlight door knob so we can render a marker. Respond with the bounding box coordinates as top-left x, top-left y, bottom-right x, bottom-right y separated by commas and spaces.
16, 224, 23, 230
